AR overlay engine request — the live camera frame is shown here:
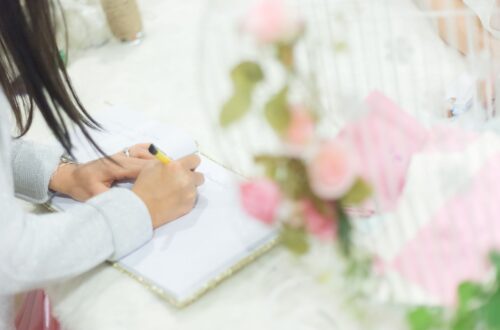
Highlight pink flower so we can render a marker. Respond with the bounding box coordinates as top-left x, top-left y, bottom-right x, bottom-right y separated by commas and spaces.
242, 0, 303, 45
285, 106, 315, 148
308, 140, 357, 200
240, 179, 282, 224
301, 200, 337, 241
